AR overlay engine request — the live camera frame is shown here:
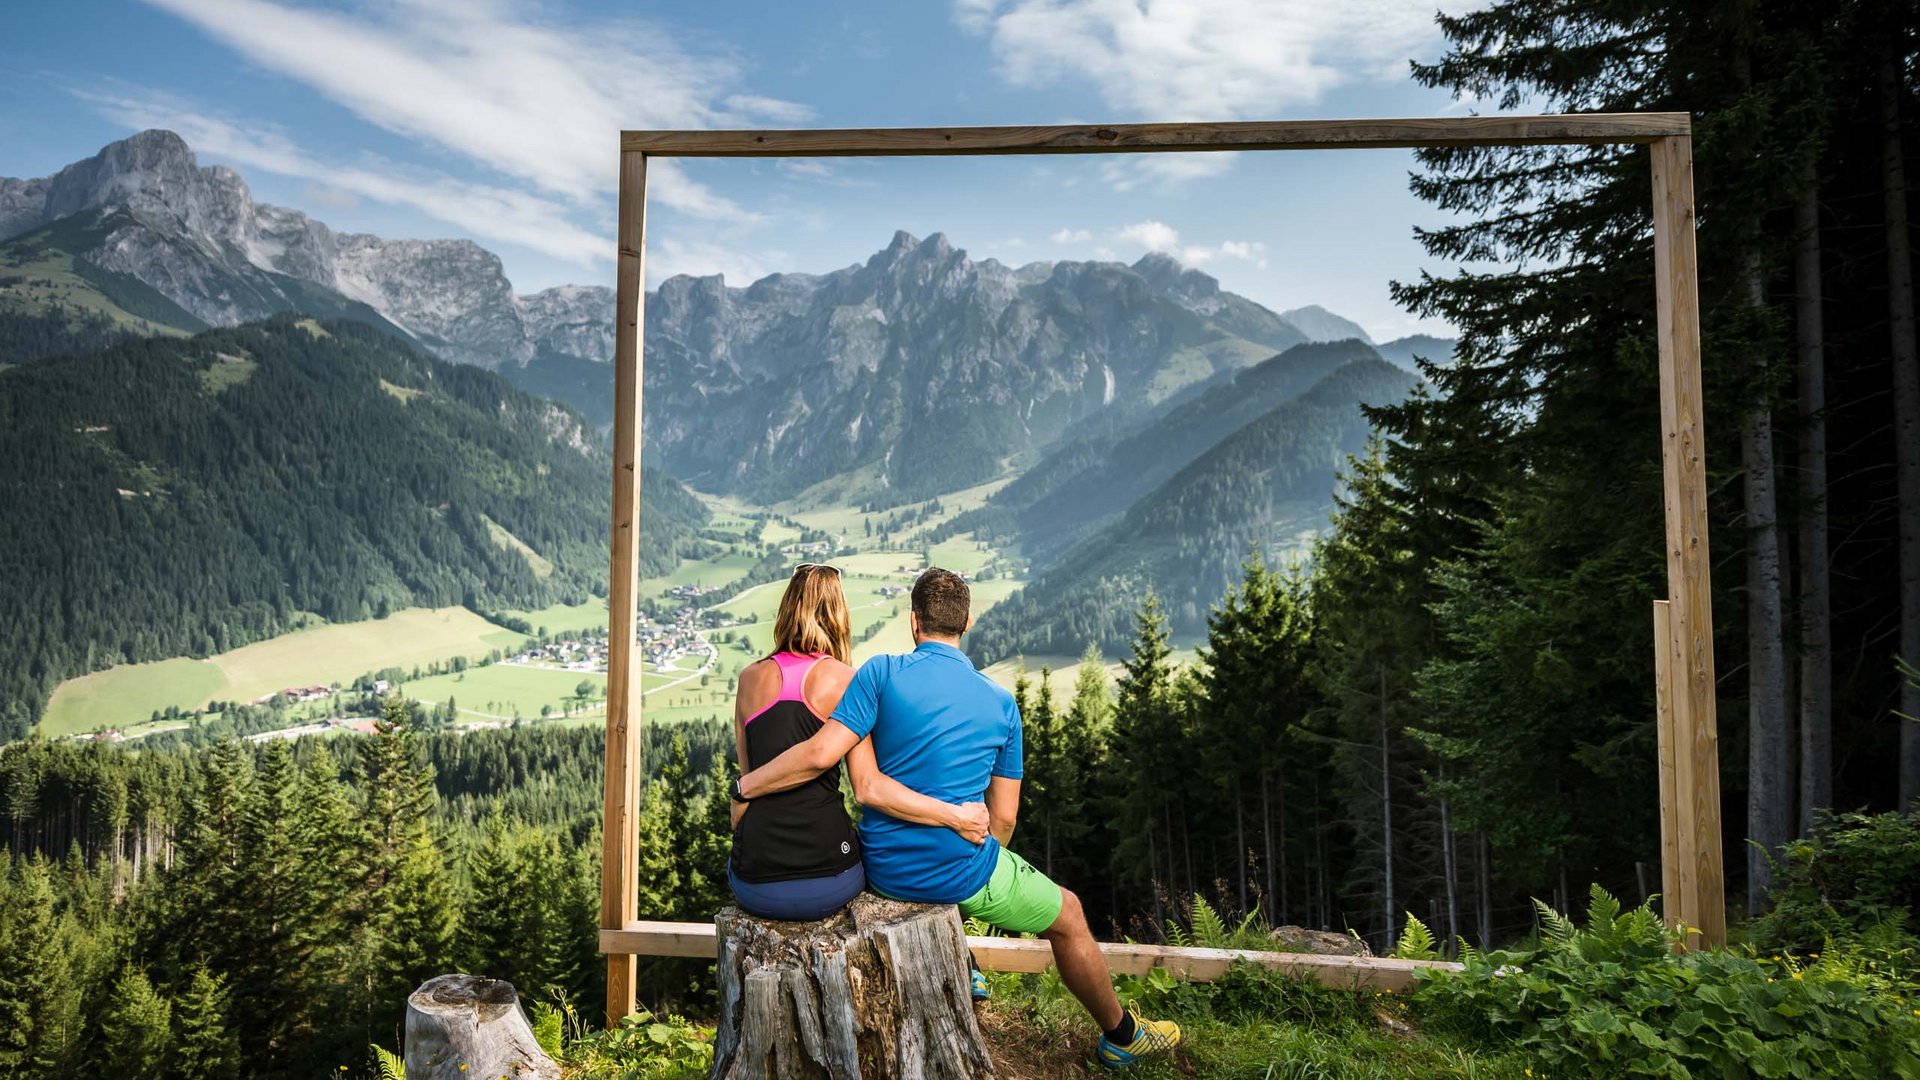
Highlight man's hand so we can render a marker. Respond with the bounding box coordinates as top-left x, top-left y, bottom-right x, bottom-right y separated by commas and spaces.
947, 801, 991, 845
